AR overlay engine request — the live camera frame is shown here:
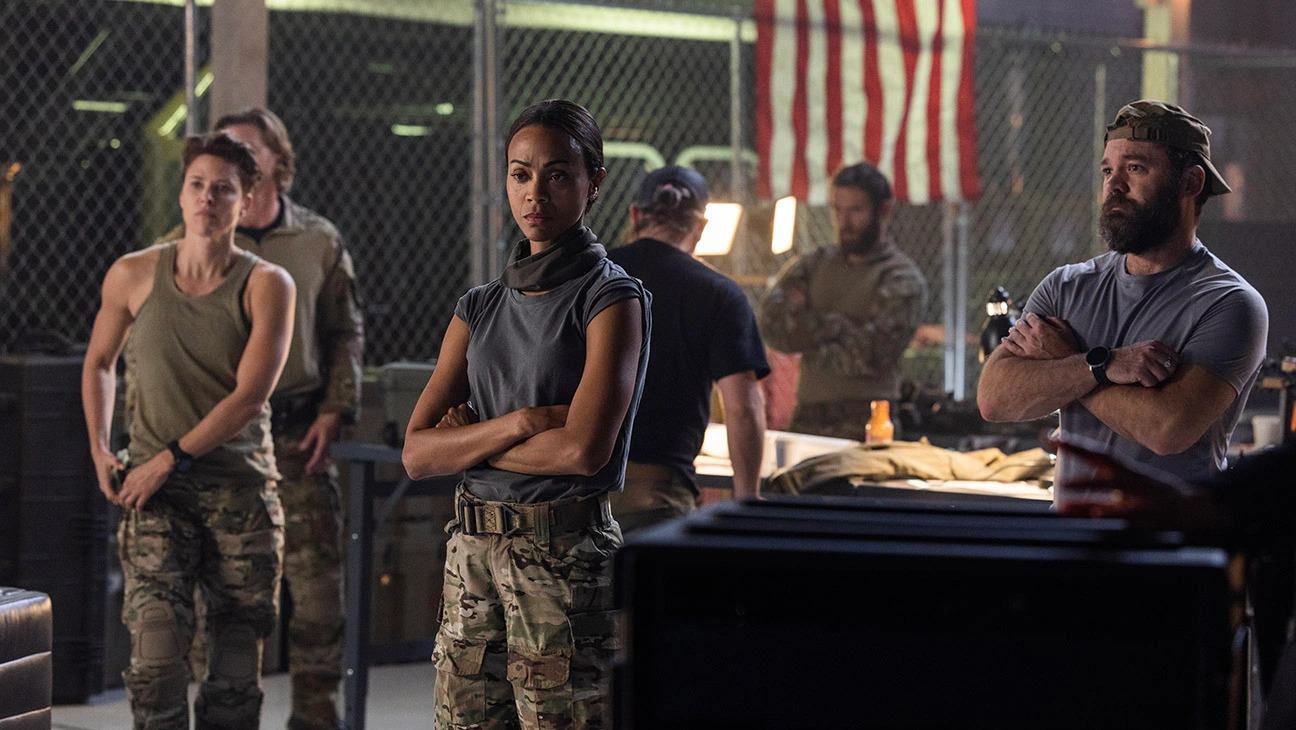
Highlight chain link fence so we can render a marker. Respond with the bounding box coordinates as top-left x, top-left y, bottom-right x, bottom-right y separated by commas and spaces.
1, 0, 209, 354
5, 0, 1296, 396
